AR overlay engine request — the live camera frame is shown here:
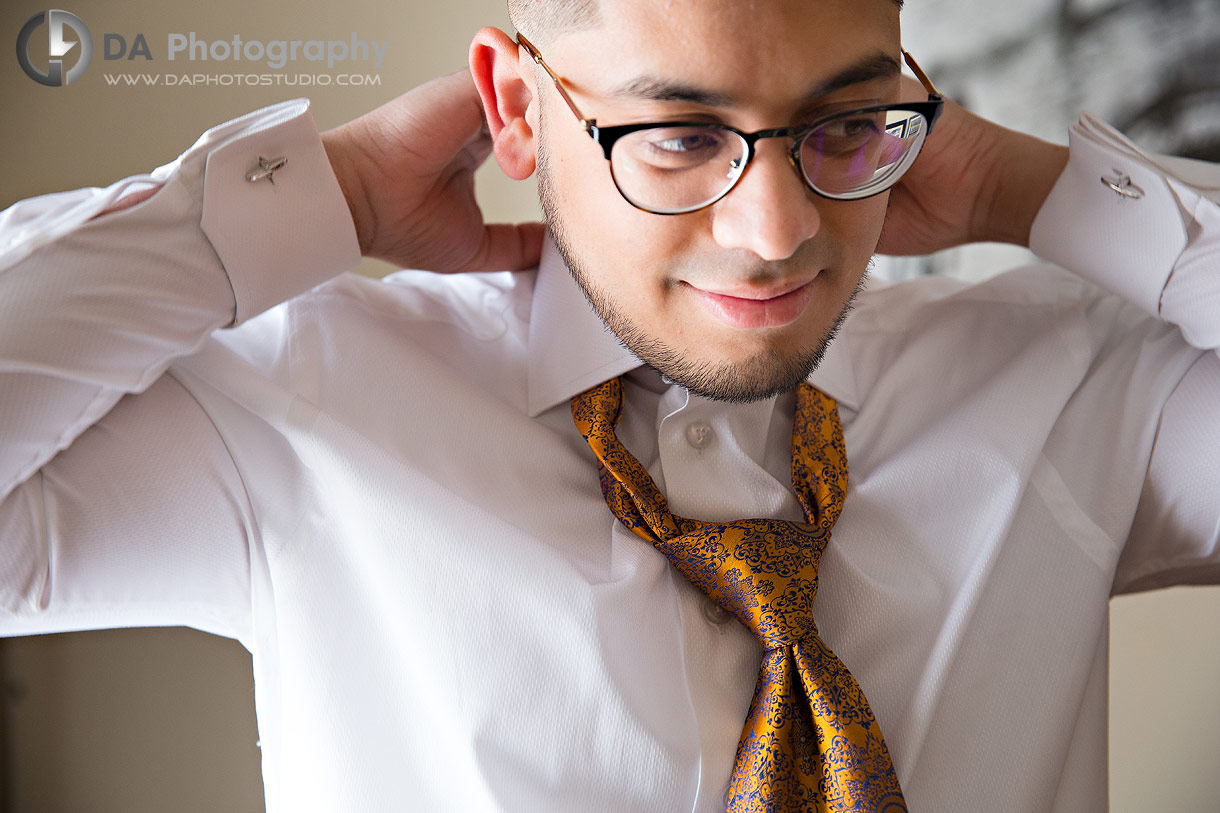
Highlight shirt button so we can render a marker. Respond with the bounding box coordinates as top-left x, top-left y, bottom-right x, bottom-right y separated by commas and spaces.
702, 598, 734, 626
685, 422, 714, 450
